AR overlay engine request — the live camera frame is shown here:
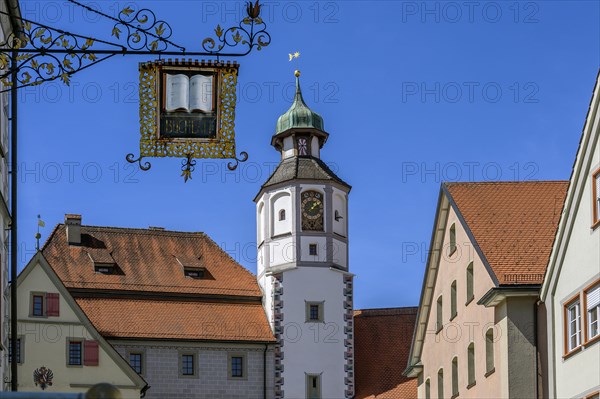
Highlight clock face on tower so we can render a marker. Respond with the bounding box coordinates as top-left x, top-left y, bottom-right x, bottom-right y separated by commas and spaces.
301, 191, 324, 231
